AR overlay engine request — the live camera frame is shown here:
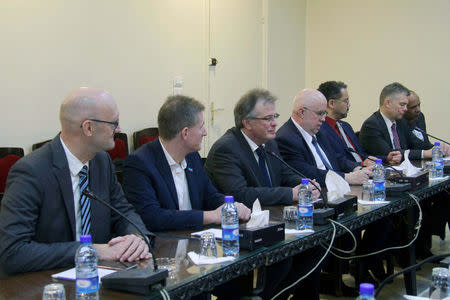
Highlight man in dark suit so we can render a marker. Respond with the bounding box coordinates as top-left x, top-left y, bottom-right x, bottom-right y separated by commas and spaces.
122, 95, 250, 232
318, 81, 401, 166
205, 88, 322, 300
404, 90, 433, 149
0, 87, 150, 275
359, 82, 434, 160
276, 88, 371, 187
